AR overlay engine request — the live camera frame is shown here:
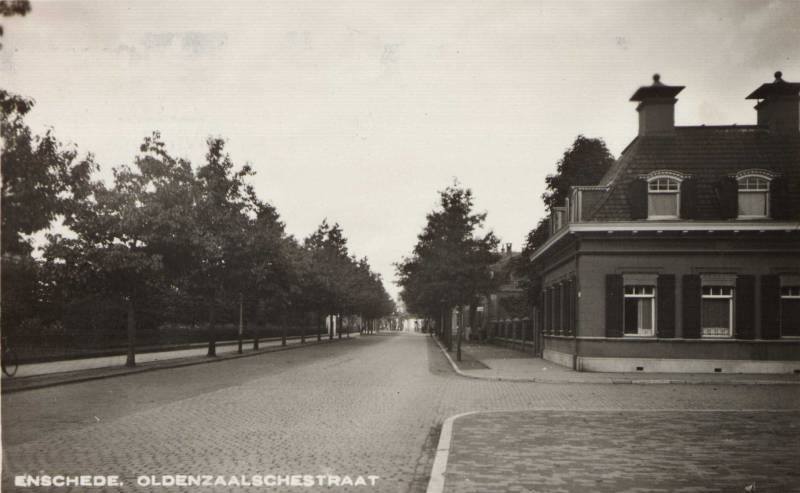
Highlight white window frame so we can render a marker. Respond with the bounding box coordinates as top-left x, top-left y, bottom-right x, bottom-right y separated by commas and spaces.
780, 286, 800, 338
736, 174, 771, 219
623, 285, 656, 337
647, 176, 681, 219
701, 286, 734, 338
